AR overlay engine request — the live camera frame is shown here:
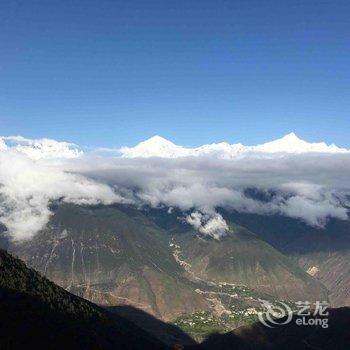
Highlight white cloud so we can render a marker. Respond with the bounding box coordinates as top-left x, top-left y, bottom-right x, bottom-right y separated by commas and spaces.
0, 148, 126, 240
0, 138, 7, 151
0, 134, 349, 240
186, 211, 229, 239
